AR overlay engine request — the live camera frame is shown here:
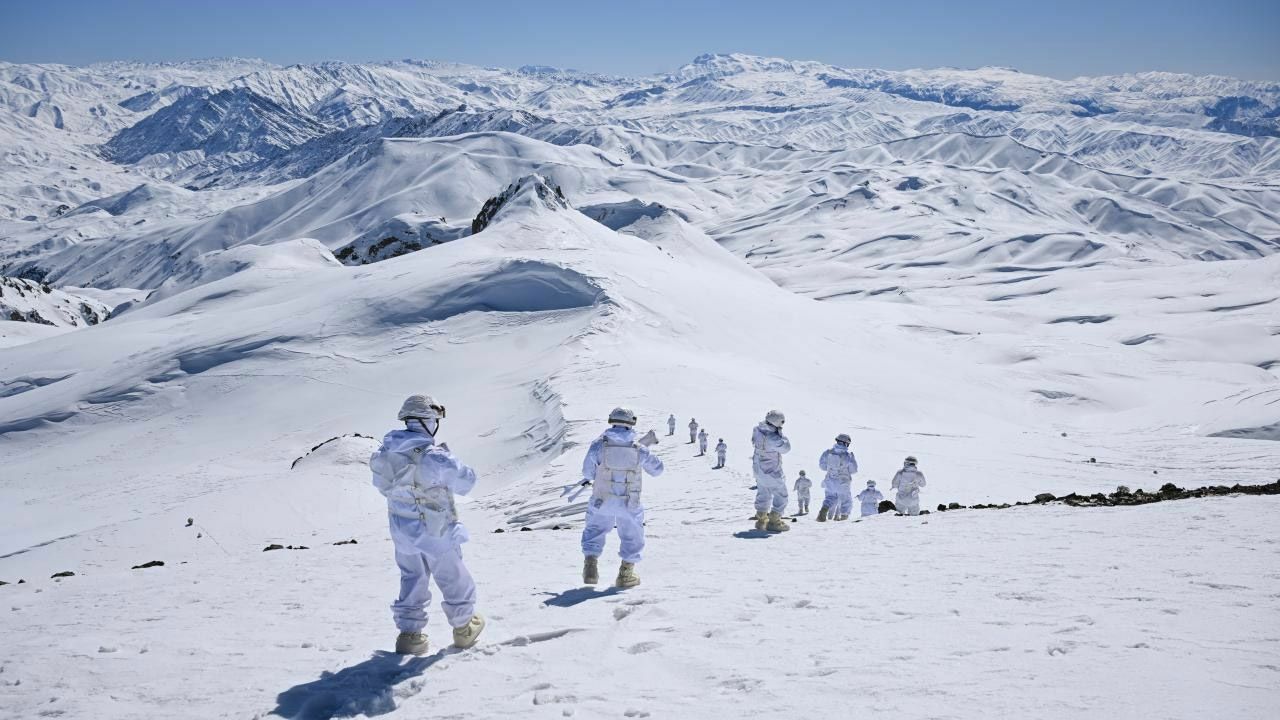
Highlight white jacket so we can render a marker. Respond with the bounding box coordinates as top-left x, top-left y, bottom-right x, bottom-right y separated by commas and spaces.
819, 446, 859, 486
751, 422, 791, 479
371, 429, 477, 536
891, 467, 927, 497
582, 425, 665, 510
